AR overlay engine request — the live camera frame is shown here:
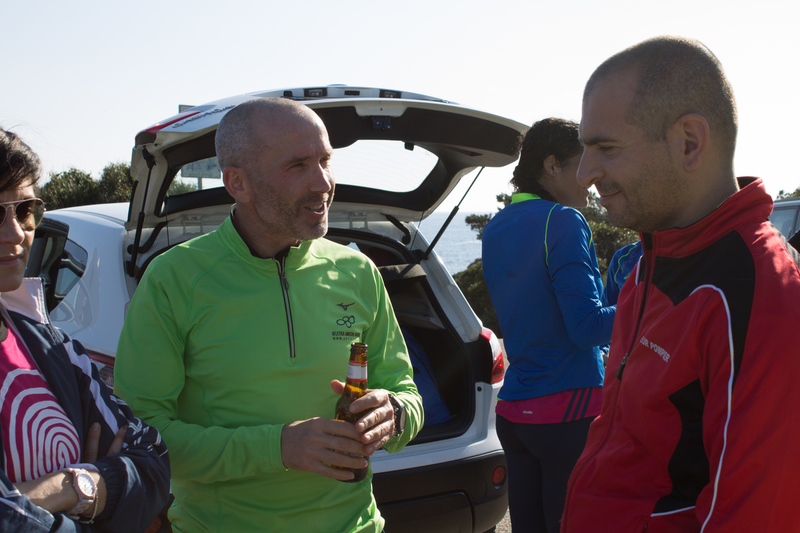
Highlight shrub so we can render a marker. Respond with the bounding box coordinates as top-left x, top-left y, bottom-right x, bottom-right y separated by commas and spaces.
38, 163, 133, 210
453, 258, 501, 337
